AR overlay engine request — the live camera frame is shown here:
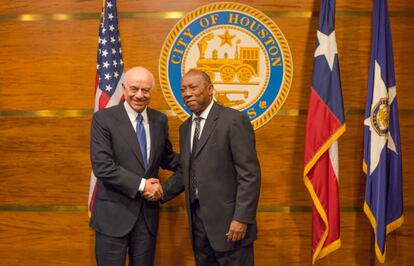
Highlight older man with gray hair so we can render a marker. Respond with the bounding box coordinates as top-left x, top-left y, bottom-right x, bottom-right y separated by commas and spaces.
90, 66, 179, 266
